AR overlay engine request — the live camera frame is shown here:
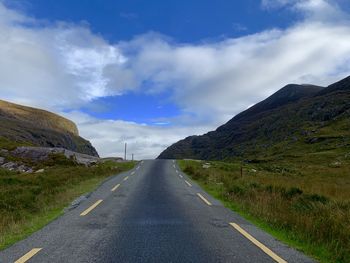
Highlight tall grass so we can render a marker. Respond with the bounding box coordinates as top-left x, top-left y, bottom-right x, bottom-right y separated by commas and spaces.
0, 159, 135, 250
179, 159, 350, 263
